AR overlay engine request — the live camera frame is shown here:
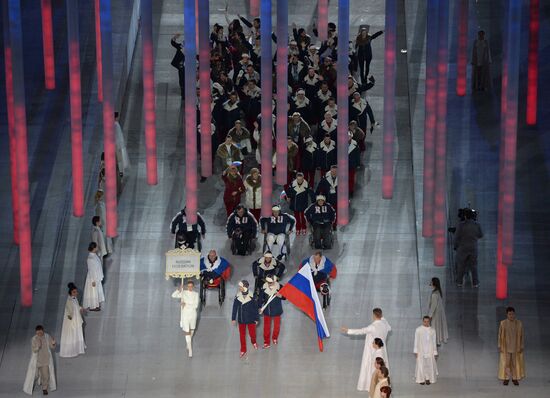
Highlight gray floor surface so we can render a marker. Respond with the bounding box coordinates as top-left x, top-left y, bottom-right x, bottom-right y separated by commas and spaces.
0, 0, 549, 397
